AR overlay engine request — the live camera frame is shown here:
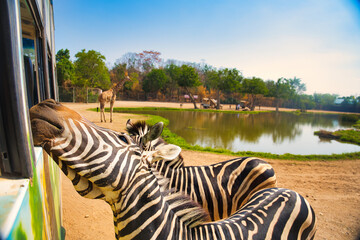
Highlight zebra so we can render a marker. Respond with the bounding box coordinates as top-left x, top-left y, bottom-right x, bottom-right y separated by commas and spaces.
30, 99, 316, 240
126, 120, 278, 221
